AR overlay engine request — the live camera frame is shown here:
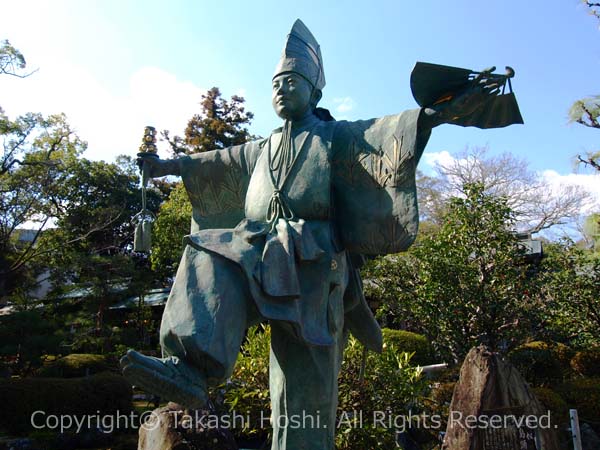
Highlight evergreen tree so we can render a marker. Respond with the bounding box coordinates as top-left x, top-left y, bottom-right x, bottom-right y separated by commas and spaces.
162, 87, 255, 155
